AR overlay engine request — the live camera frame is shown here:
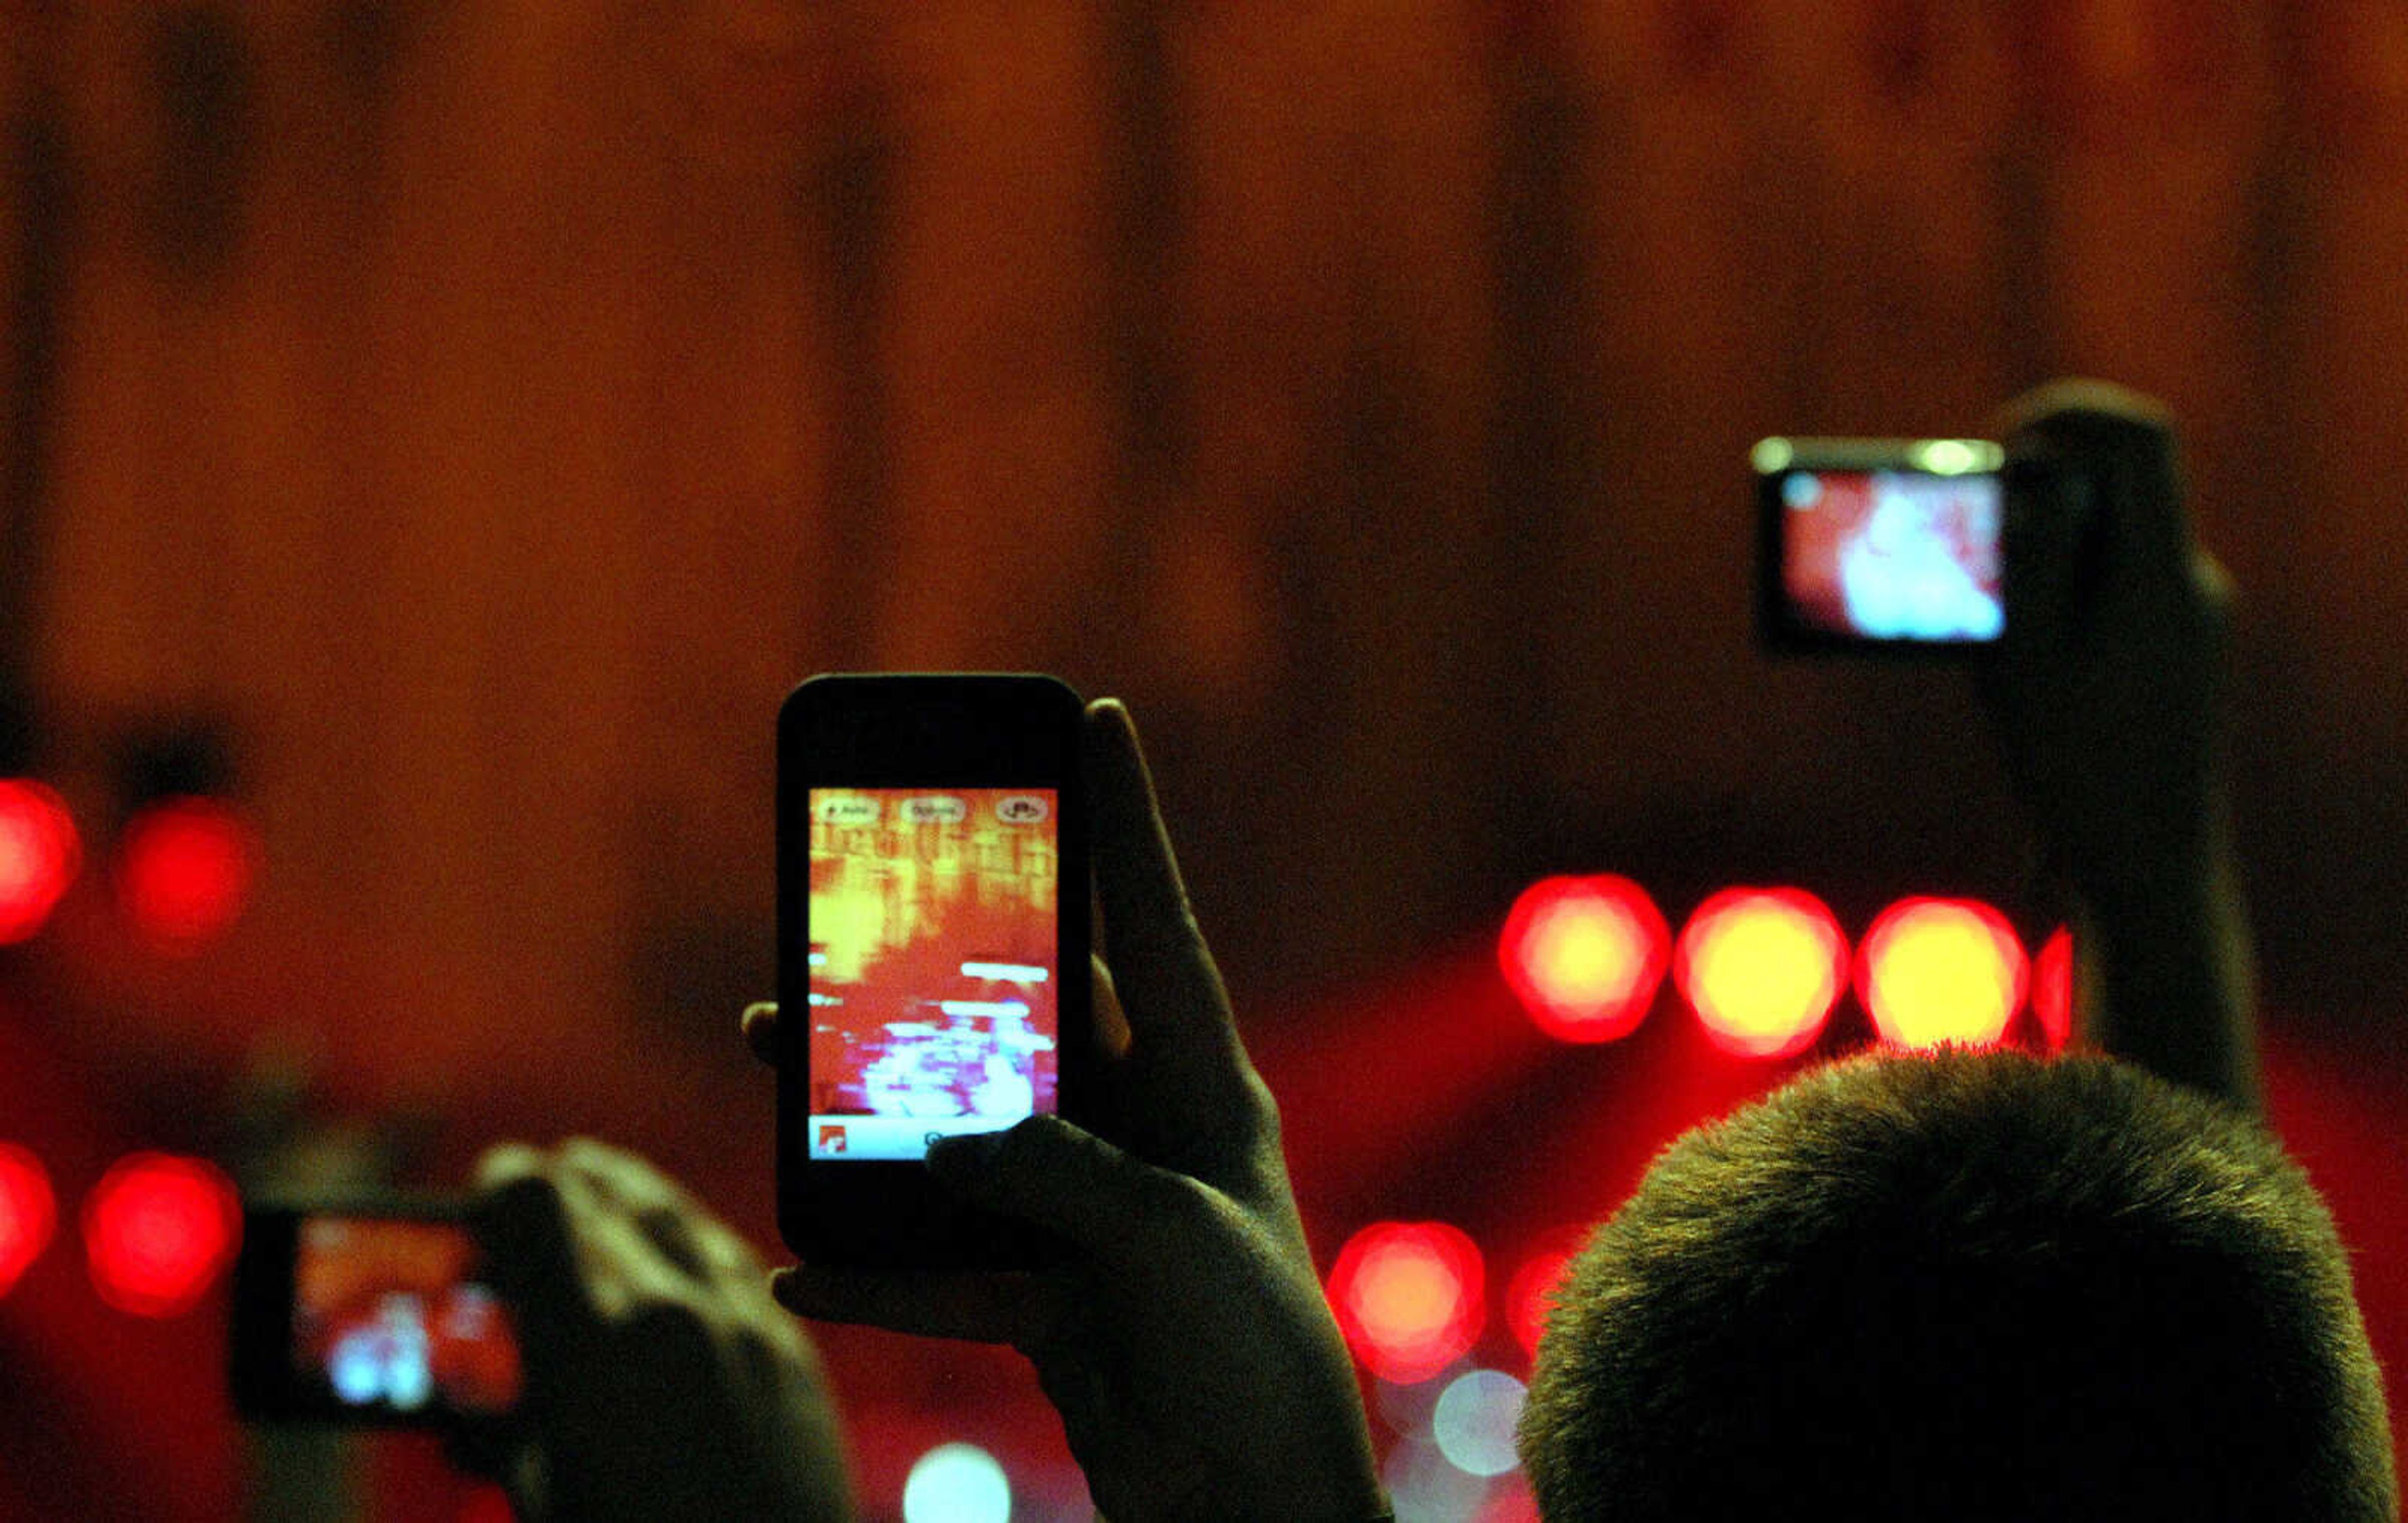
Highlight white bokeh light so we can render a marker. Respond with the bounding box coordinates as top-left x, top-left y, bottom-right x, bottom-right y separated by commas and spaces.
902, 1441, 1012, 1523
1432, 1368, 1527, 1478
